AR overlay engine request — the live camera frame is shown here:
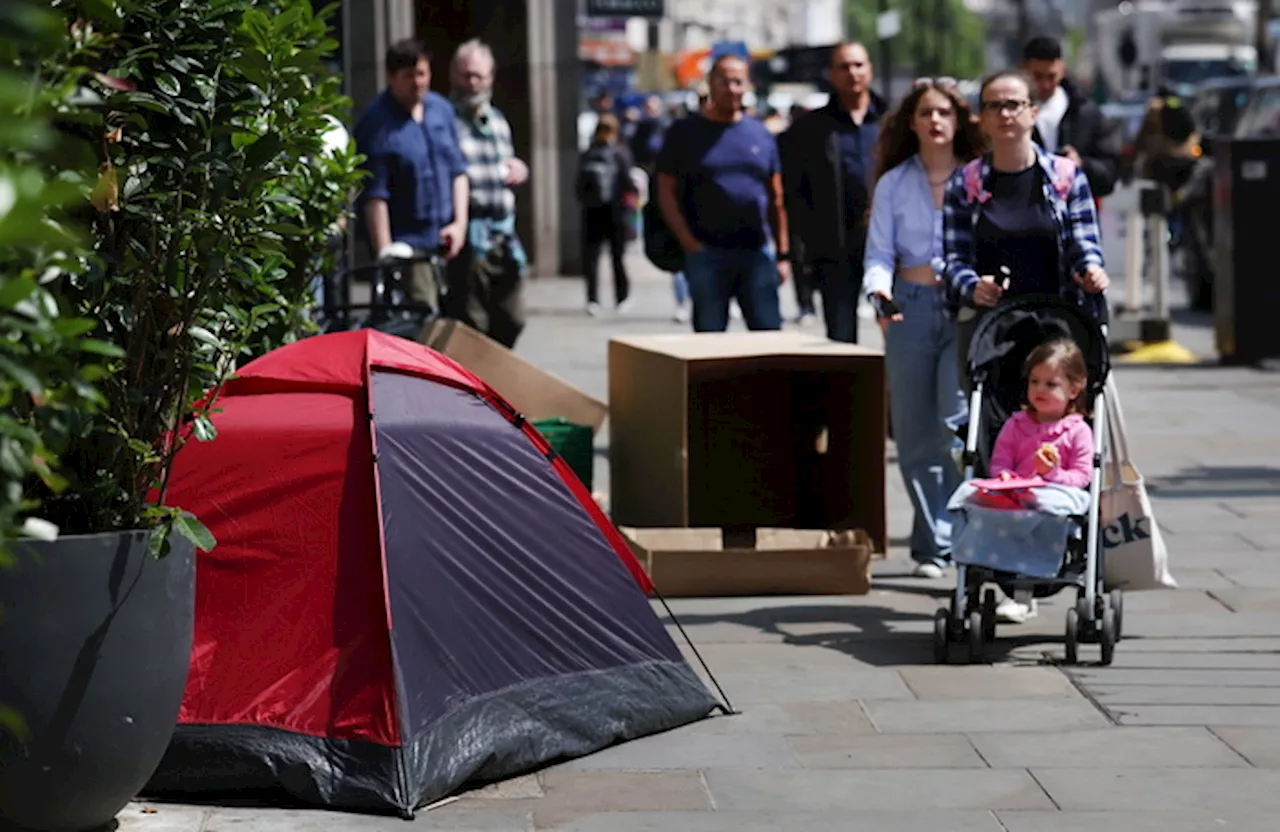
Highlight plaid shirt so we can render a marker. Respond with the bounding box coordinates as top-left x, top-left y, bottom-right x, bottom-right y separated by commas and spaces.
454, 101, 516, 220
941, 146, 1105, 319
